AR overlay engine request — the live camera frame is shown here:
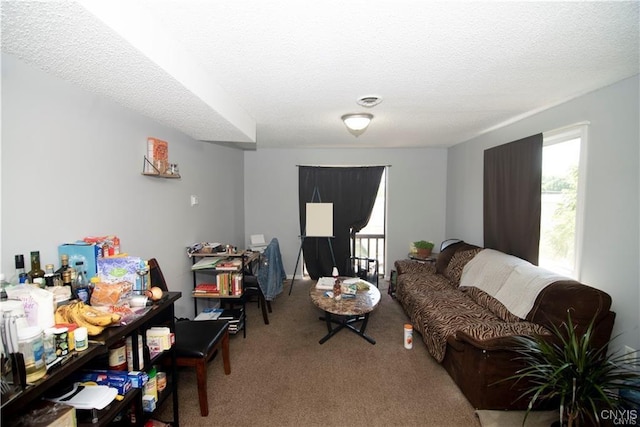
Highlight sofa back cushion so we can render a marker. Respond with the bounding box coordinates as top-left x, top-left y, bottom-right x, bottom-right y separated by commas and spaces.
435, 240, 482, 274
